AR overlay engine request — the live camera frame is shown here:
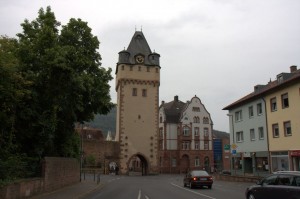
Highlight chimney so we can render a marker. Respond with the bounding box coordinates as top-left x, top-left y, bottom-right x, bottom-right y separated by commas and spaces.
290, 65, 297, 73
174, 95, 178, 101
